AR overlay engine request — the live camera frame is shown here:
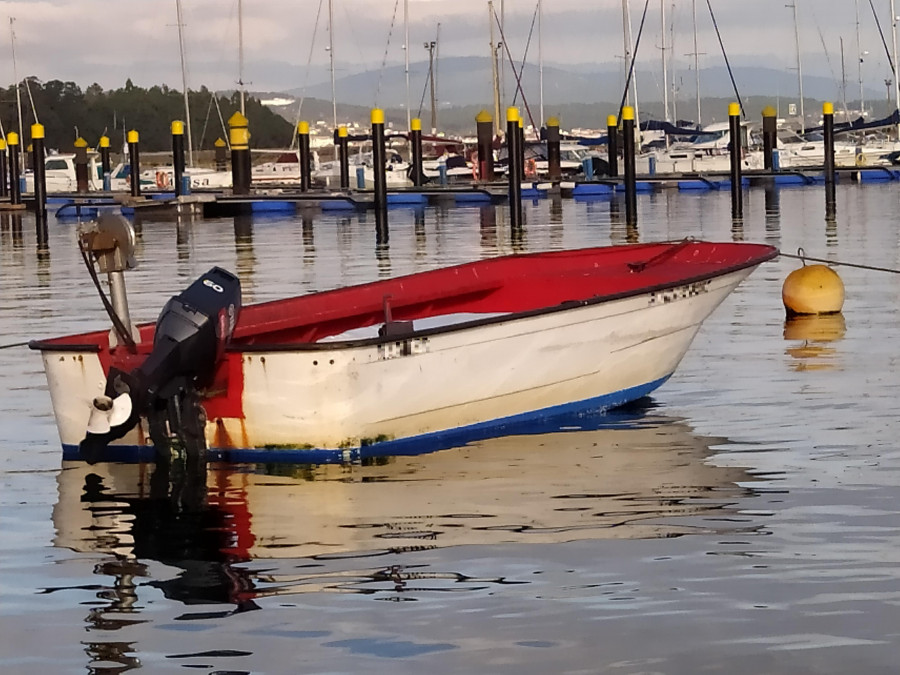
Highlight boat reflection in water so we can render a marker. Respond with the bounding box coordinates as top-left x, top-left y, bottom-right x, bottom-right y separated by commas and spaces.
53, 404, 761, 615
